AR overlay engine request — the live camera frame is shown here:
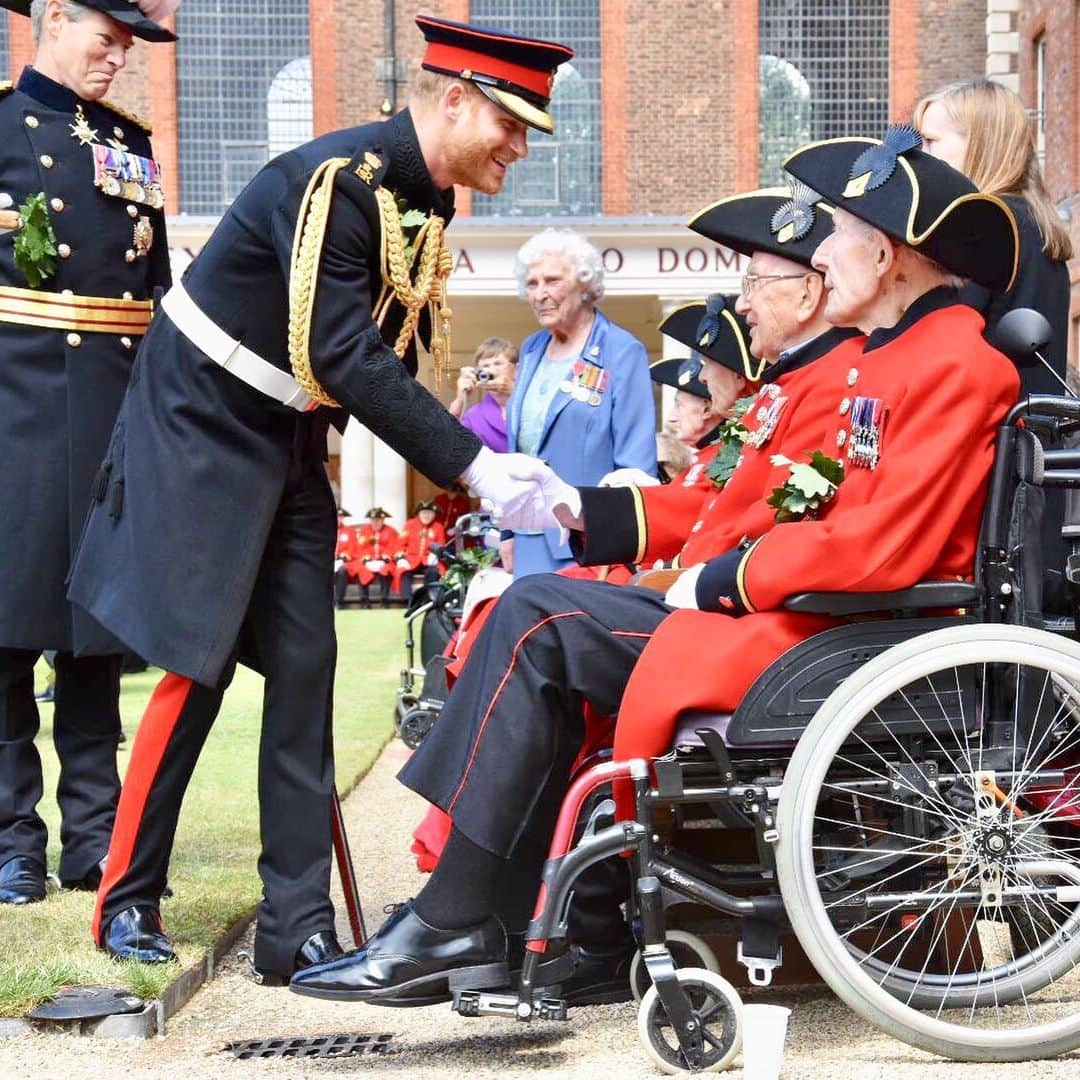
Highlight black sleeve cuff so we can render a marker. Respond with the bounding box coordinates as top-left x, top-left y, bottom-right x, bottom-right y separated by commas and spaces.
570, 486, 642, 565
695, 548, 748, 615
